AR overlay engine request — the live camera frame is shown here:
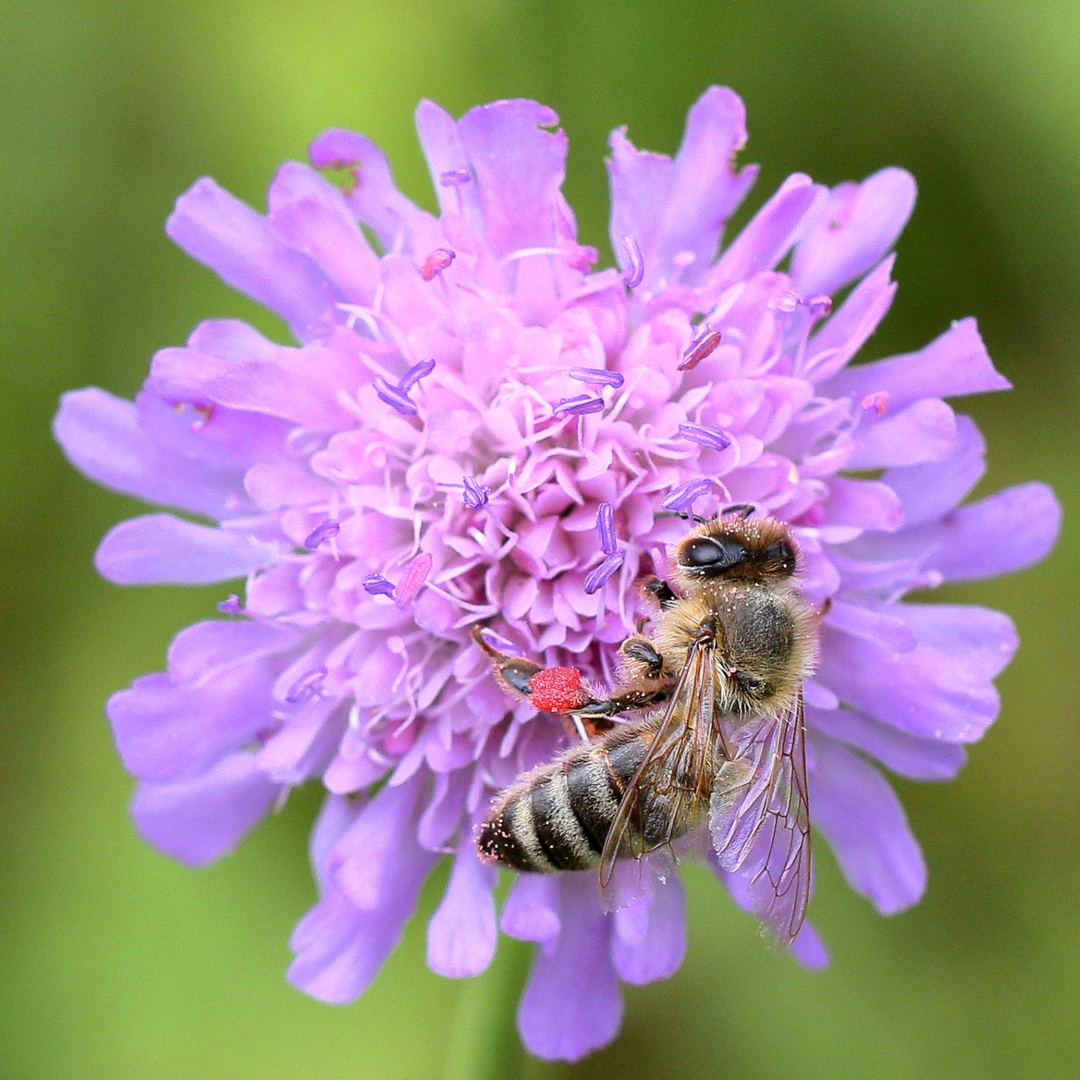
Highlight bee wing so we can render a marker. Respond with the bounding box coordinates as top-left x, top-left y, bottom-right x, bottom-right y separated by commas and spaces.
708, 690, 811, 946
598, 641, 717, 904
